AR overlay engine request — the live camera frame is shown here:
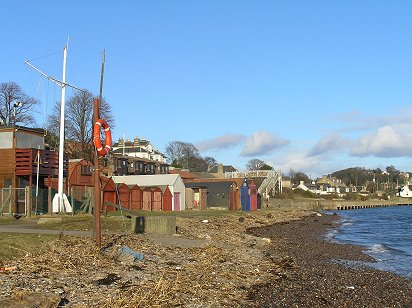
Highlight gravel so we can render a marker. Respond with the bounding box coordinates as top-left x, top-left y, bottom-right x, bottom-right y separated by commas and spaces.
247, 213, 412, 307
